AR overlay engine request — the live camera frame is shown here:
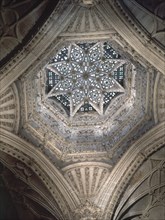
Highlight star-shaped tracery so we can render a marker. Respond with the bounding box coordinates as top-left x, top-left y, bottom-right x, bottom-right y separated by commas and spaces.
45, 42, 126, 116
